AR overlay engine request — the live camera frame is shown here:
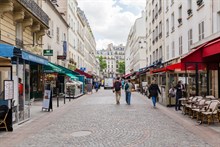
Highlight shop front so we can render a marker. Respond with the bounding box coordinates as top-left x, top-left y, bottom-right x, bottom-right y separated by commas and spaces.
0, 57, 13, 131
44, 62, 81, 98
181, 37, 220, 98
0, 44, 50, 130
